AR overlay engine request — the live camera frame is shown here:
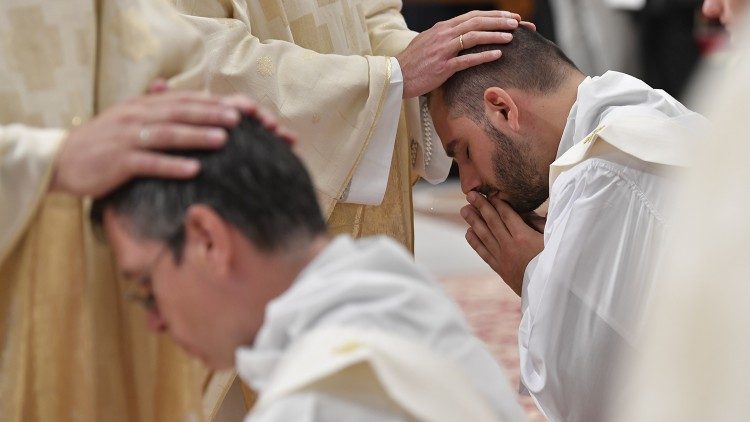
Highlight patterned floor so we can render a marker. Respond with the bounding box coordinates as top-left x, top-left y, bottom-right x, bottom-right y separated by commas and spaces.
440, 274, 544, 421
413, 181, 545, 421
